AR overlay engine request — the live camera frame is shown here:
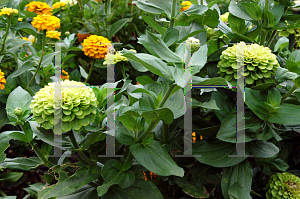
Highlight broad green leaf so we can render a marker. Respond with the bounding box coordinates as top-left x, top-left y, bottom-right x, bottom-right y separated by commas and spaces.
228, 182, 252, 199
228, 13, 246, 34
268, 103, 300, 125
133, 0, 176, 18
143, 16, 166, 36
275, 66, 299, 83
24, 183, 45, 198
12, 57, 38, 77
0, 157, 42, 171
163, 28, 179, 47
115, 120, 135, 145
192, 77, 228, 85
261, 158, 289, 172
0, 172, 23, 182
108, 18, 131, 39
147, 31, 182, 63
271, 4, 284, 25
56, 185, 98, 199
211, 91, 235, 122
38, 166, 101, 199
241, 3, 263, 21
221, 160, 253, 199
163, 88, 185, 119
274, 37, 289, 52
247, 140, 279, 158
130, 140, 184, 177
136, 76, 154, 86
117, 115, 141, 132
245, 88, 269, 120
190, 44, 208, 74
196, 9, 220, 28
228, 0, 252, 21
6, 38, 31, 54
41, 52, 58, 67
264, 9, 275, 27
0, 133, 10, 164
80, 132, 106, 150
193, 139, 250, 167
192, 98, 219, 110
140, 108, 174, 124
6, 131, 28, 143
267, 87, 281, 107
102, 179, 163, 199
79, 65, 88, 79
